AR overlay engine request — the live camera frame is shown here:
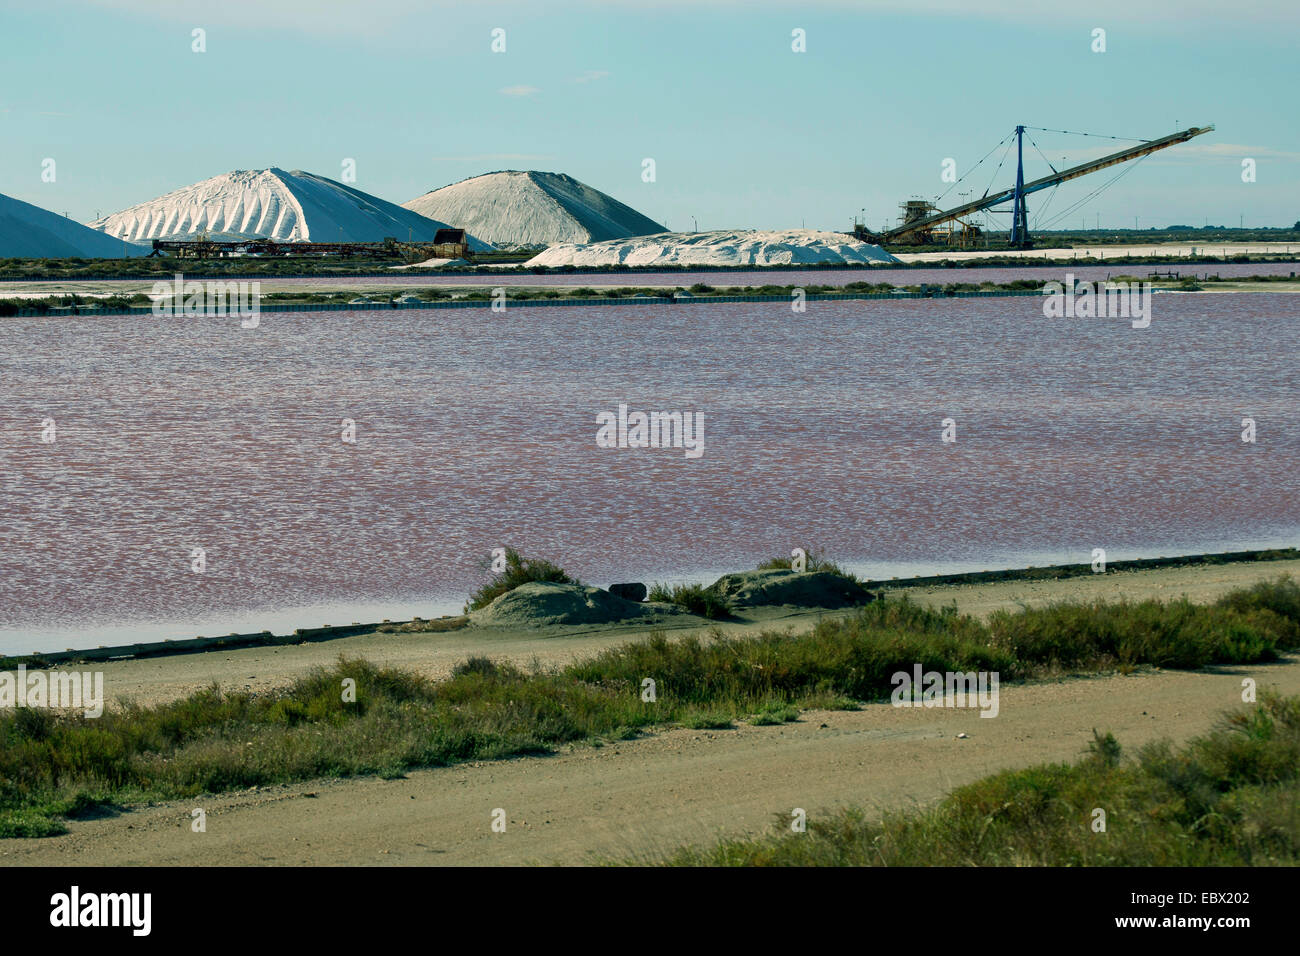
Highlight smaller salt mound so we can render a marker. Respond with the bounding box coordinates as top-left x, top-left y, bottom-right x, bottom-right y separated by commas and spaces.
525, 229, 898, 268
709, 569, 875, 609
403, 170, 665, 248
470, 581, 685, 627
